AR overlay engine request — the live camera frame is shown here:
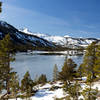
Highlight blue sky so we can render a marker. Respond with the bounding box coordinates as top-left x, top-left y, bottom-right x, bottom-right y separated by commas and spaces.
0, 0, 100, 38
